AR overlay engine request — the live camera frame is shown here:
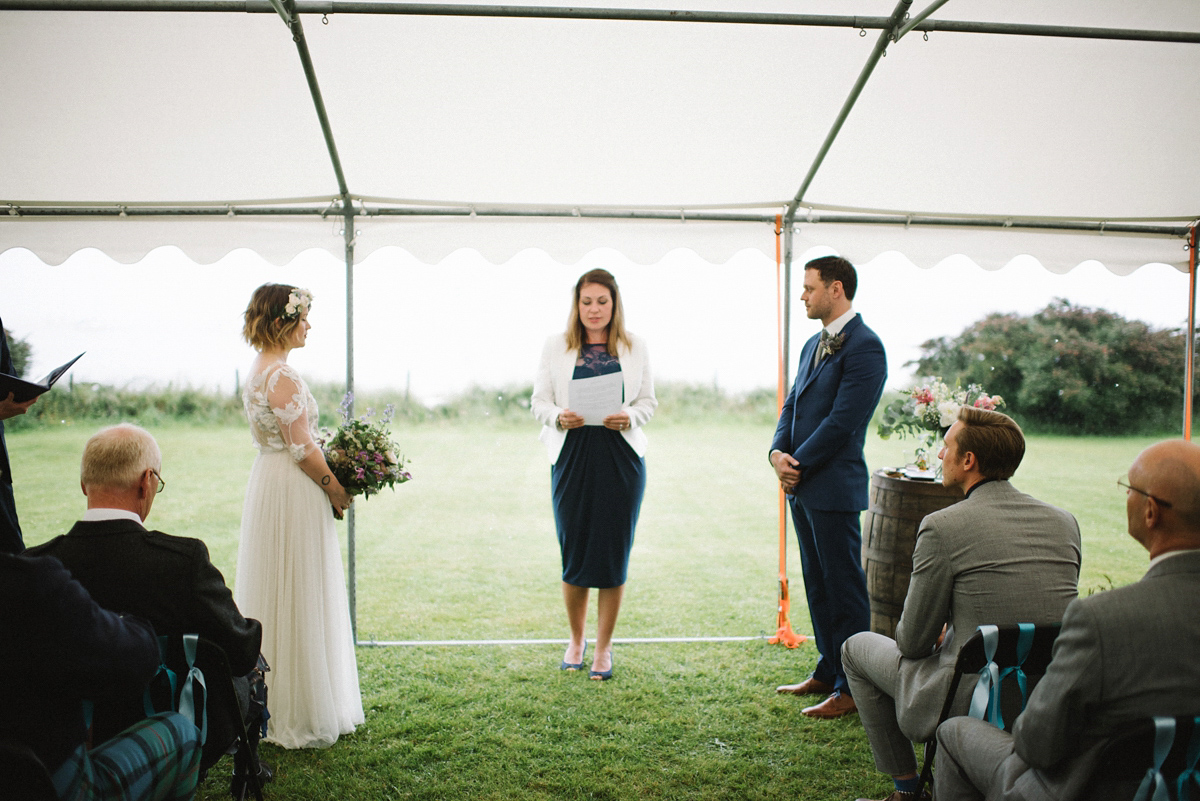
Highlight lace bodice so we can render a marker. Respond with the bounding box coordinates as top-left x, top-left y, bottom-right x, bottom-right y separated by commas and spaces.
243, 362, 320, 462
